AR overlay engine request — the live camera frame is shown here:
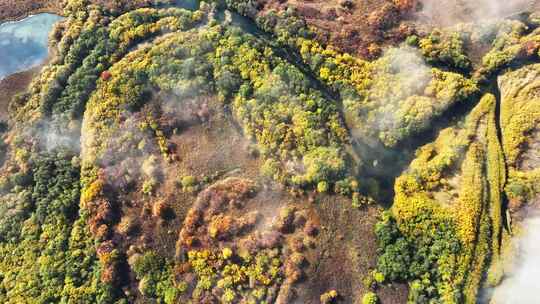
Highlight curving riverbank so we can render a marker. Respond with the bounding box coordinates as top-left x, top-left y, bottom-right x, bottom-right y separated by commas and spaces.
0, 0, 62, 23
0, 12, 63, 122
